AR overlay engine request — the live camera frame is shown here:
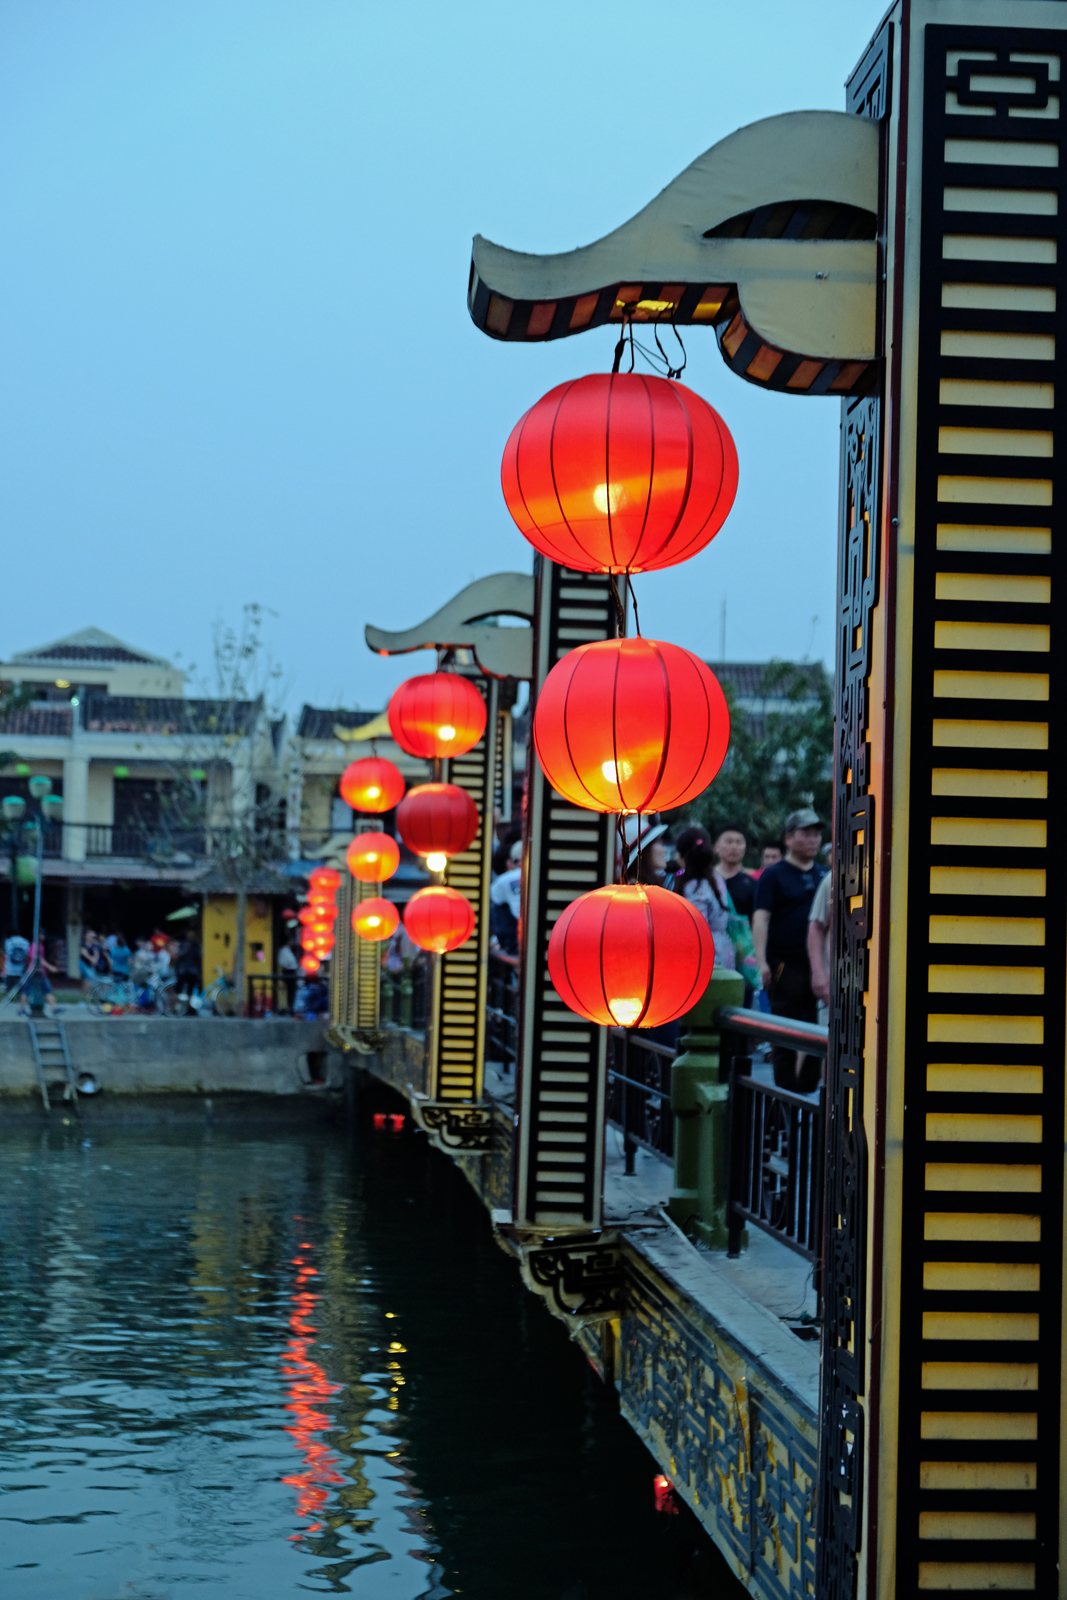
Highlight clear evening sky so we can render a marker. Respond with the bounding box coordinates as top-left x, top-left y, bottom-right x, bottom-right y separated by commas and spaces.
0, 0, 887, 716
